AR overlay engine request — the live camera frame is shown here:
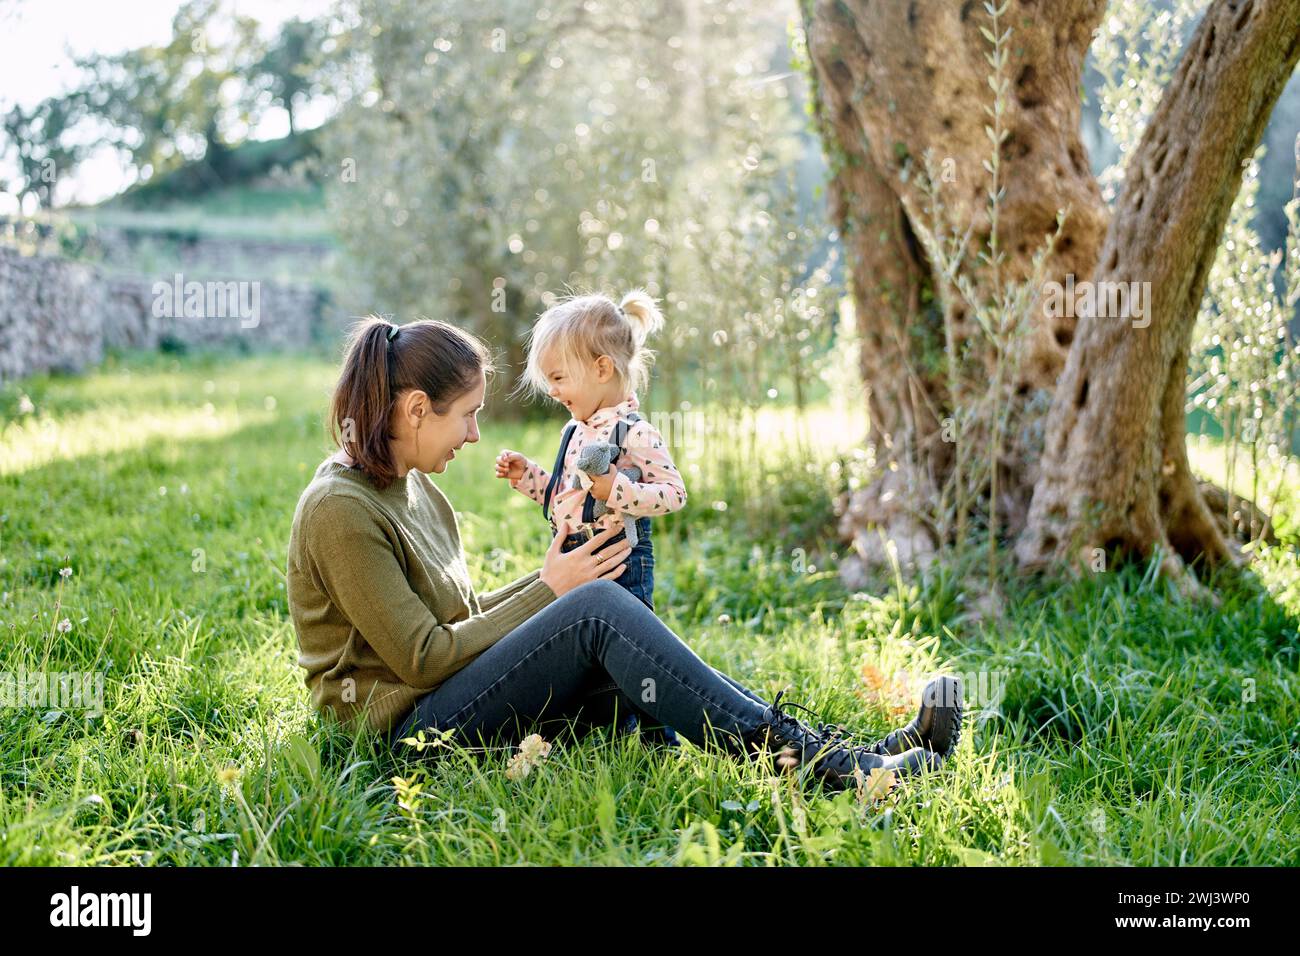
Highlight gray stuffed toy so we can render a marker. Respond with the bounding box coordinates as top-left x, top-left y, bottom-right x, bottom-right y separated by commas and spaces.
571, 440, 642, 547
